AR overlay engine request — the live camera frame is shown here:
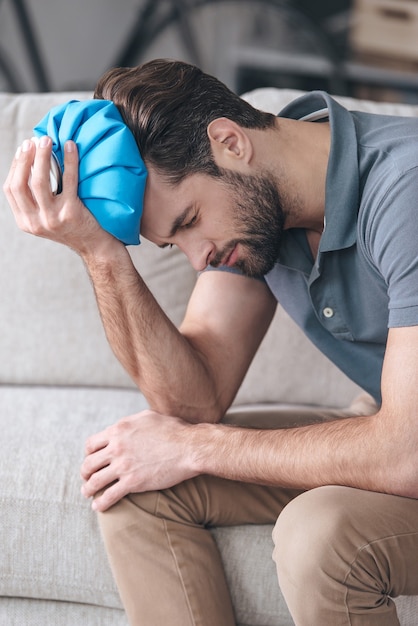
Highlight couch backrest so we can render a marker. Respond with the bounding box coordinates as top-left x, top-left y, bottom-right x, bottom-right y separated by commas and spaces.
2, 88, 417, 407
